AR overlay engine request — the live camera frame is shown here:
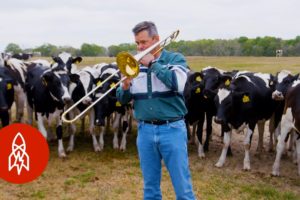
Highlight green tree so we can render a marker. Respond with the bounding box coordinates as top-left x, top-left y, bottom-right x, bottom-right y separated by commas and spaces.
33, 43, 58, 56
80, 43, 106, 56
5, 43, 22, 54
